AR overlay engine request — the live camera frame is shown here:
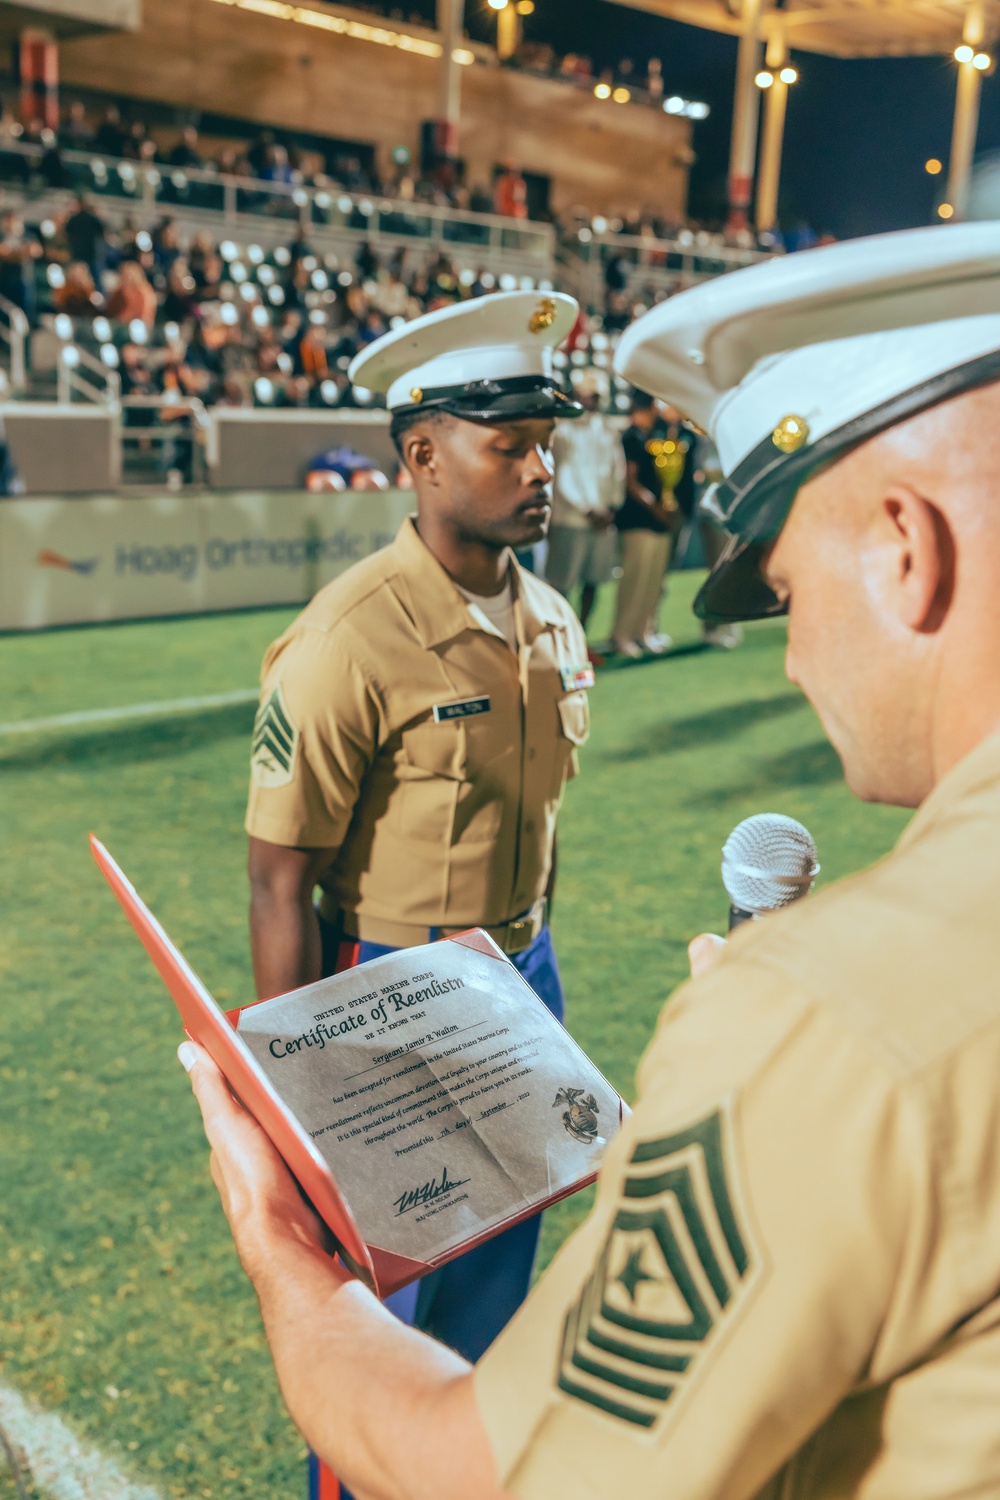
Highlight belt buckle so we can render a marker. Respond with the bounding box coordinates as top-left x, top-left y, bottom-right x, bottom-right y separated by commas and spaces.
504, 917, 530, 954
